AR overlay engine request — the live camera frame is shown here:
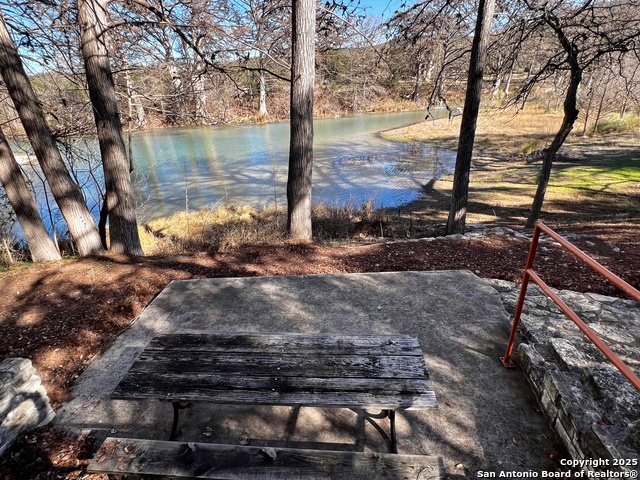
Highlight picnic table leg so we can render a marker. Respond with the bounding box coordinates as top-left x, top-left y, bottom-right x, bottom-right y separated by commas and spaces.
351, 409, 398, 454
169, 402, 191, 441
387, 409, 397, 454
